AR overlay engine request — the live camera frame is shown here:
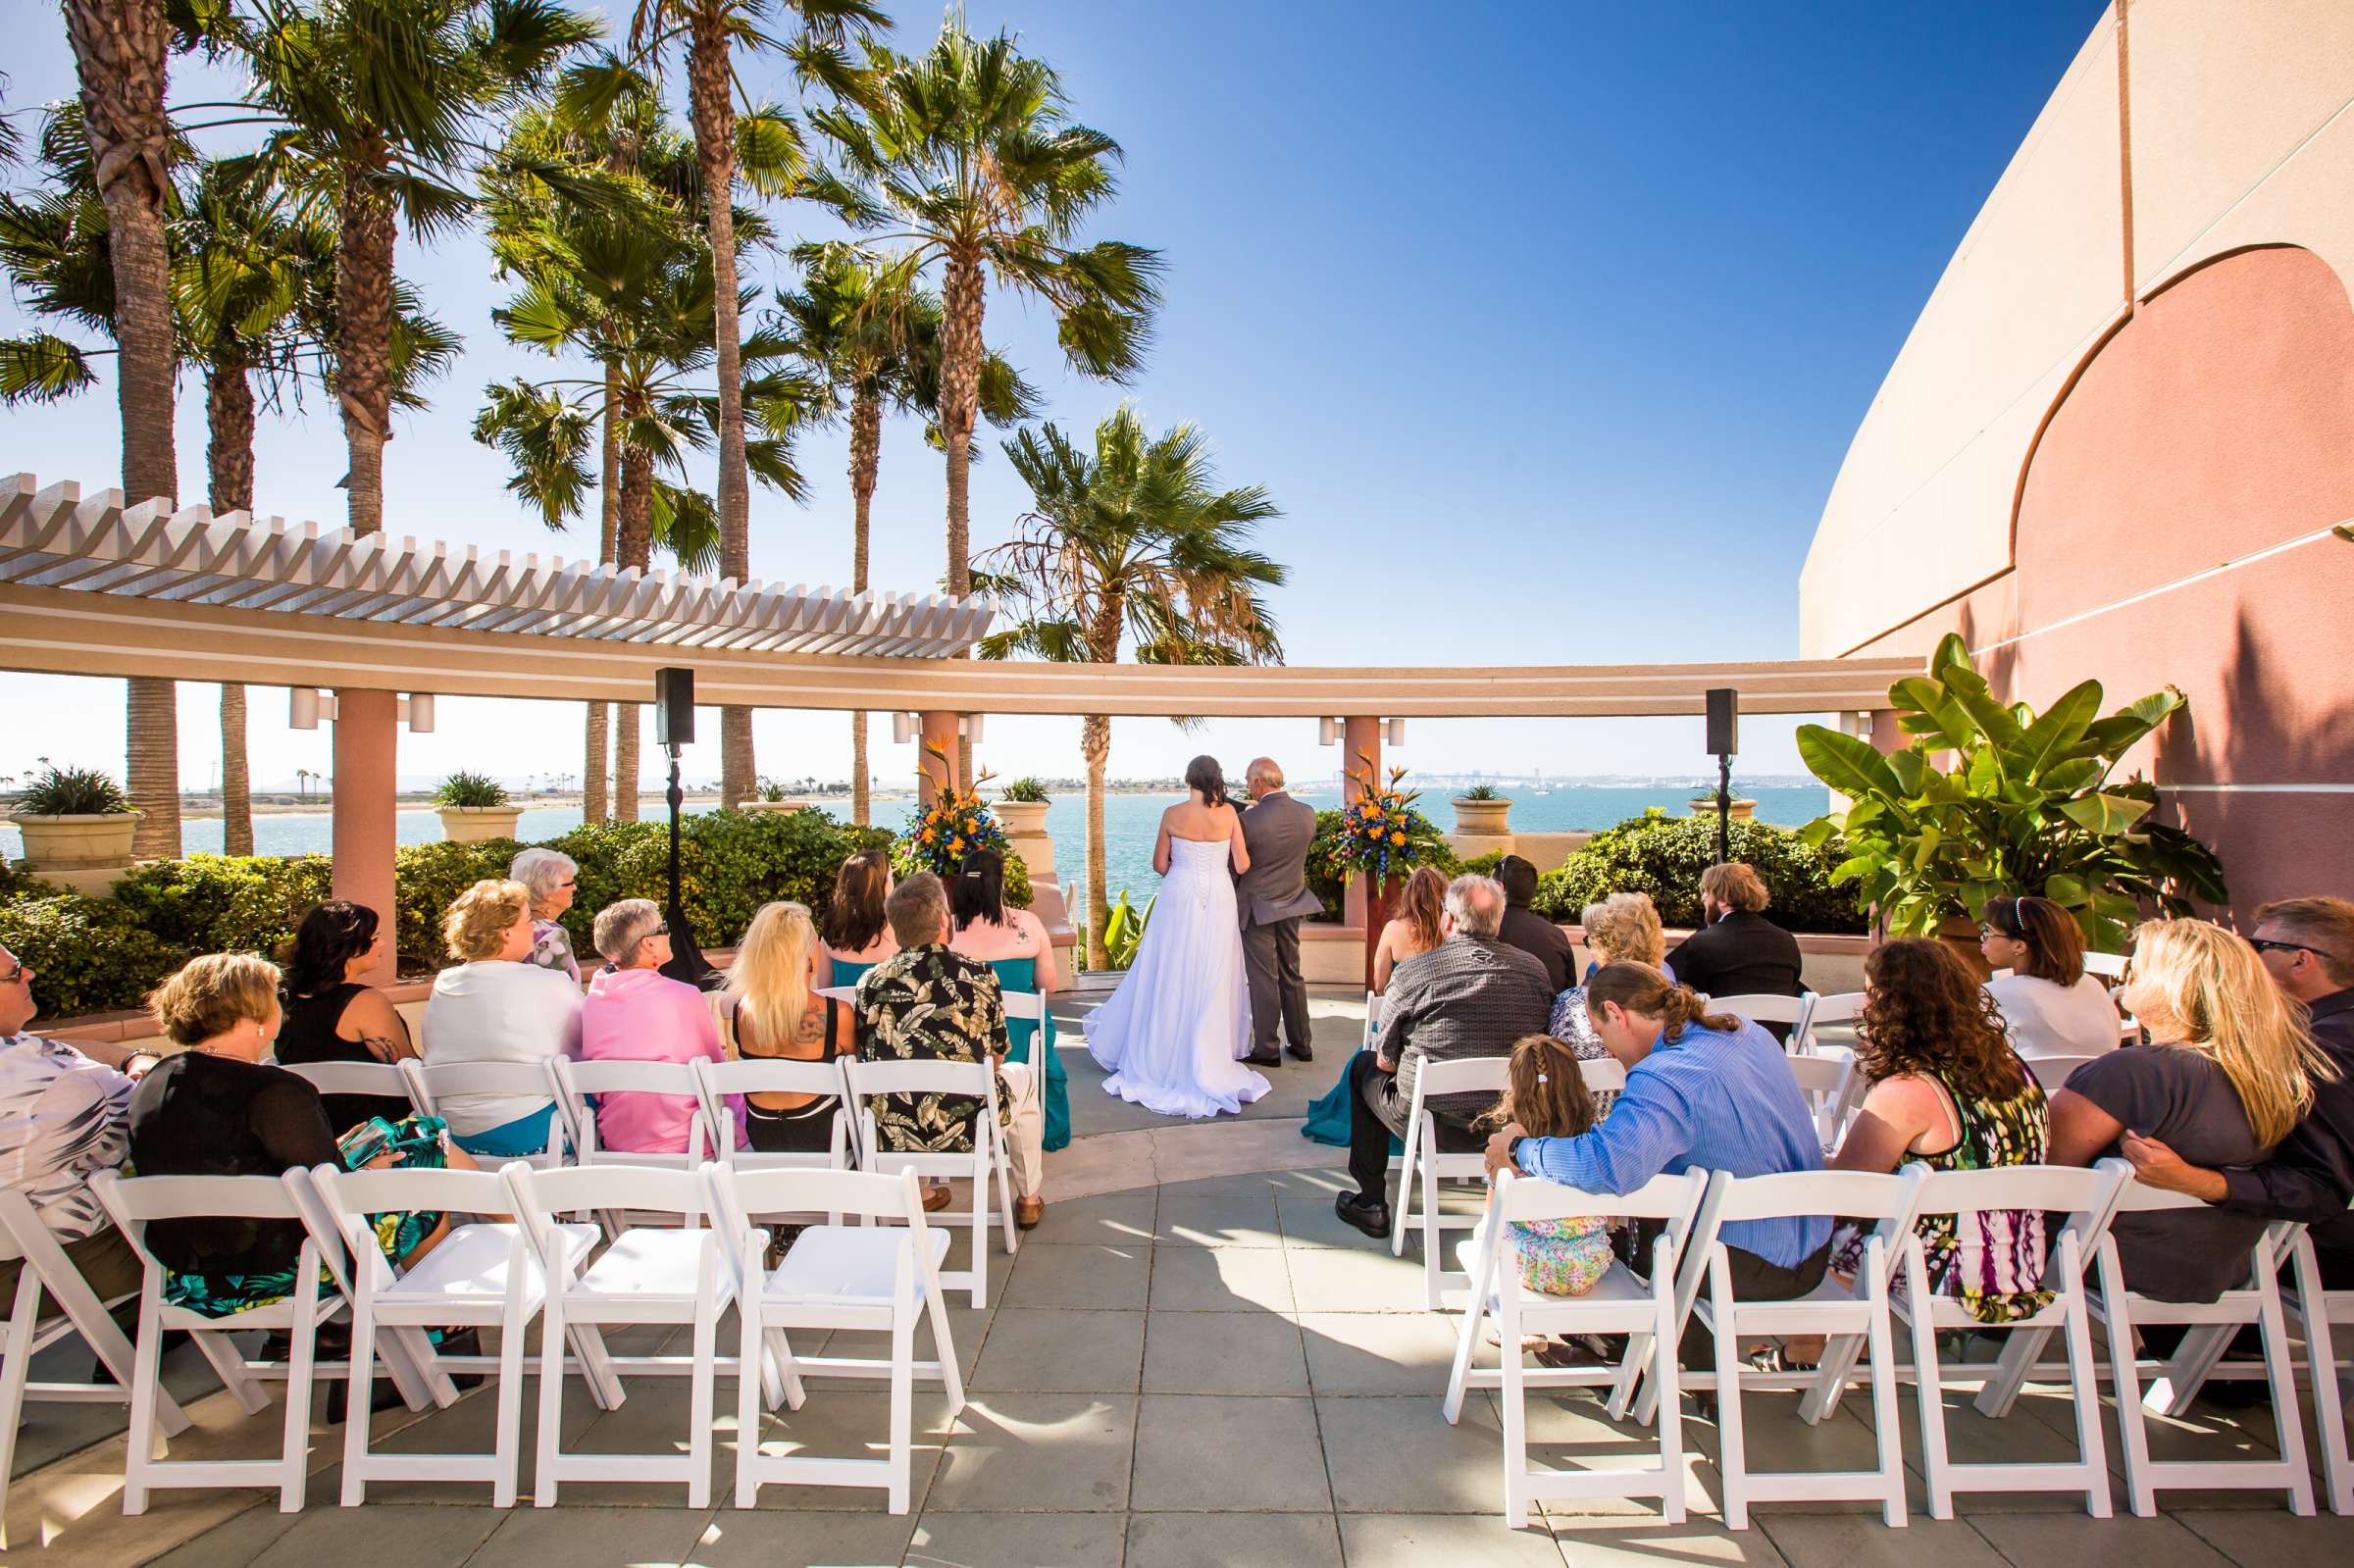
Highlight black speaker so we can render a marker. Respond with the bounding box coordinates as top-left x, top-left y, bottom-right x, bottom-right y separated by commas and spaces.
654, 667, 694, 748
1705, 687, 1738, 757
